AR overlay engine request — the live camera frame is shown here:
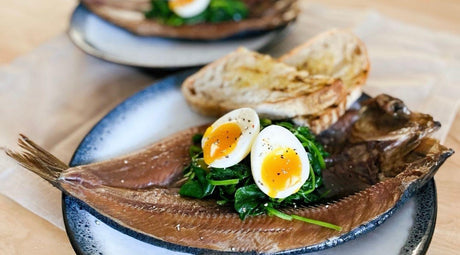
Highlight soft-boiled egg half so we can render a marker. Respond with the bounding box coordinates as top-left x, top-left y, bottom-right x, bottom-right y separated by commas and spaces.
251, 125, 310, 199
202, 108, 260, 168
168, 0, 211, 18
